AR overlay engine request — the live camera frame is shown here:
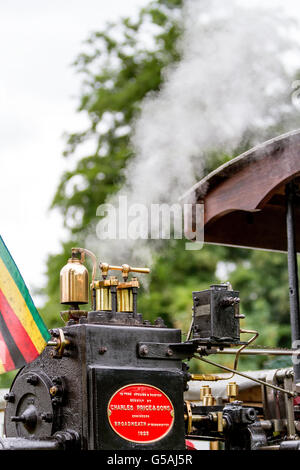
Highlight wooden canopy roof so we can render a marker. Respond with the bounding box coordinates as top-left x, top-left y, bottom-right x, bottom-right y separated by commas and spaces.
185, 129, 300, 252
